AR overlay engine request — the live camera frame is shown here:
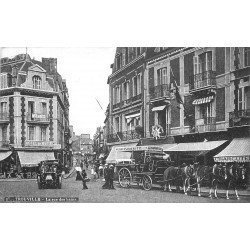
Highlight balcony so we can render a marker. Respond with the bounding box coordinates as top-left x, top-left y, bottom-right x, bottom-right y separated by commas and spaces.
229, 109, 250, 127
0, 112, 9, 123
189, 70, 216, 93
195, 117, 216, 133
149, 84, 170, 100
27, 113, 50, 124
107, 130, 141, 143
0, 140, 9, 148
112, 94, 142, 110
